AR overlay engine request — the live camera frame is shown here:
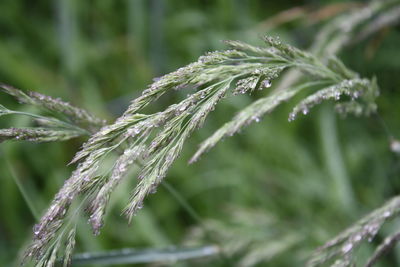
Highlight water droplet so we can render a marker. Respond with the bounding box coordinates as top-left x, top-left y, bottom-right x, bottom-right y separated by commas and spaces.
252, 116, 260, 123
60, 208, 66, 216
288, 113, 296, 122
390, 139, 400, 154
127, 128, 140, 136
33, 224, 41, 236
353, 235, 362, 242
150, 187, 157, 194
302, 108, 309, 115
342, 243, 353, 254
383, 211, 391, 218
262, 80, 272, 88
119, 165, 127, 173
